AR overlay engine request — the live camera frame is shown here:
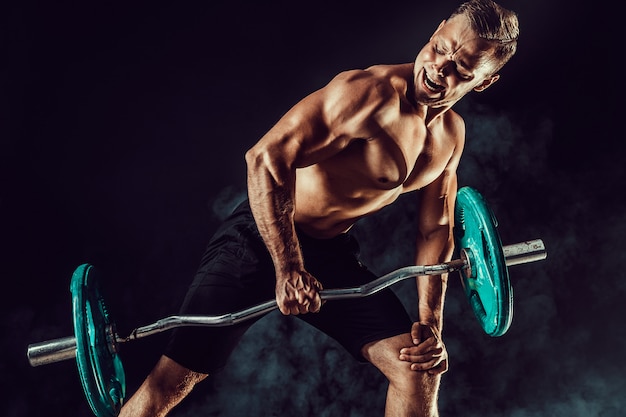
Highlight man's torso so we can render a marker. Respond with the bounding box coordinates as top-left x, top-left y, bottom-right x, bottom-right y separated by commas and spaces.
294, 64, 461, 238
